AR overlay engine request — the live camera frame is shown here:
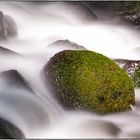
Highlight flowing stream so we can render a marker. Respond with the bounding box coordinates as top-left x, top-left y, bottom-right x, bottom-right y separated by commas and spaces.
0, 2, 140, 138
